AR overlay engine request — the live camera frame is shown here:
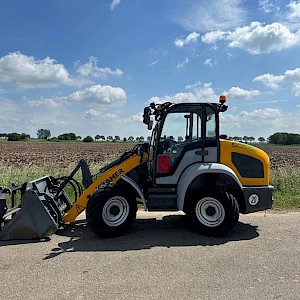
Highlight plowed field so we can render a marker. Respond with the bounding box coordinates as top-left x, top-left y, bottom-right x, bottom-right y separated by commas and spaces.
259, 145, 300, 169
0, 141, 299, 169
0, 141, 133, 168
